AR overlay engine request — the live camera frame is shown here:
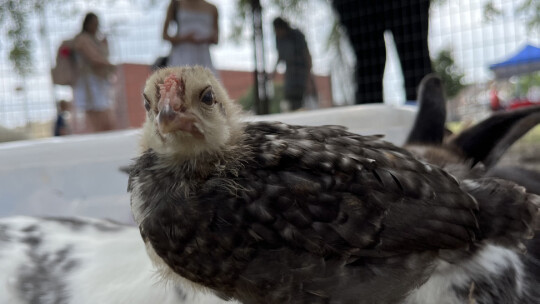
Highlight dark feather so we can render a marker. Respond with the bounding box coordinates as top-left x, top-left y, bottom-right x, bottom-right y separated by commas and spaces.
487, 166, 540, 195
406, 74, 447, 145
129, 120, 539, 304
449, 105, 540, 168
